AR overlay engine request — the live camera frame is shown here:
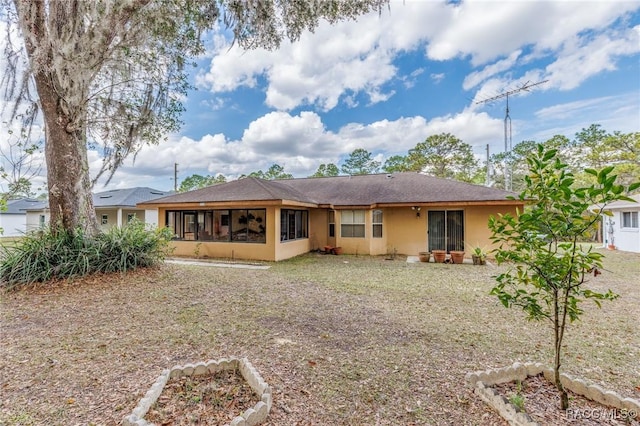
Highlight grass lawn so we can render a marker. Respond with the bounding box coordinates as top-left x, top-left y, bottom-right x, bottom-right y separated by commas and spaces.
1, 248, 638, 425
